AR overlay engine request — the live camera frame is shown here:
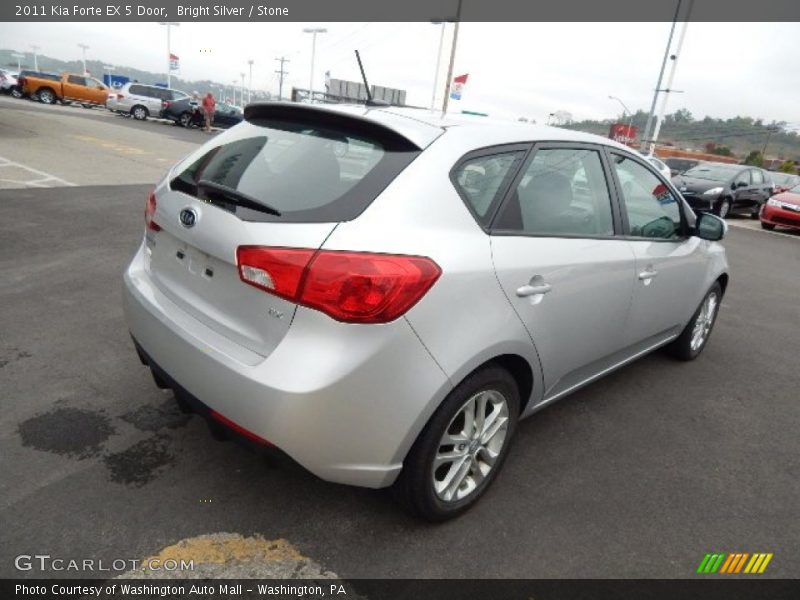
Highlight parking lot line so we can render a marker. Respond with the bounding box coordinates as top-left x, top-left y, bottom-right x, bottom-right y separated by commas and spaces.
0, 155, 76, 188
